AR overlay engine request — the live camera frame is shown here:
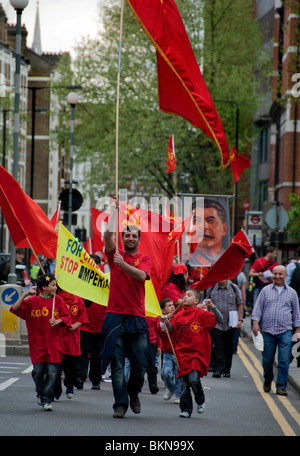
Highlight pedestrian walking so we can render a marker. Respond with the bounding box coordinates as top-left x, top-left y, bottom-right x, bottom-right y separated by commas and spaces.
10, 273, 71, 411
54, 289, 89, 400
206, 280, 243, 378
100, 199, 152, 419
252, 265, 300, 396
248, 246, 277, 309
155, 298, 181, 404
161, 289, 222, 418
